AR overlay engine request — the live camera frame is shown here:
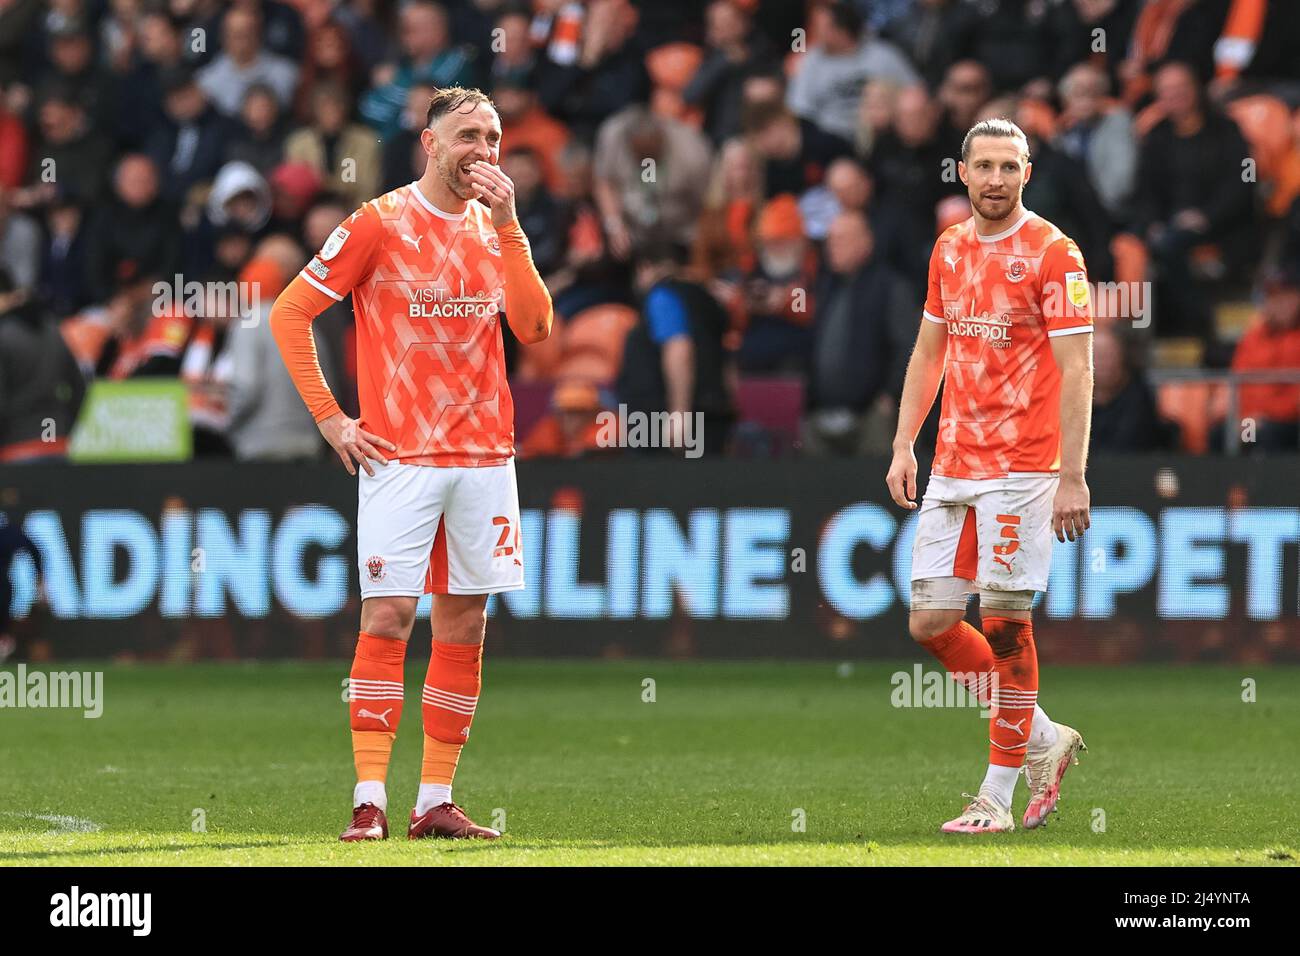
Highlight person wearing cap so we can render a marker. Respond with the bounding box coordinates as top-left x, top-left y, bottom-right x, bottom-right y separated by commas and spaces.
519, 380, 607, 460
731, 193, 818, 373
1223, 267, 1300, 452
